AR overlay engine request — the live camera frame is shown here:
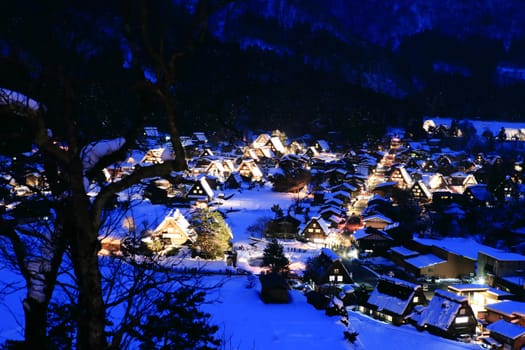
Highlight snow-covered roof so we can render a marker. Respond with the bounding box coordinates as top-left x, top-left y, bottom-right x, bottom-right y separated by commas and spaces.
252, 133, 271, 147
320, 247, 341, 262
206, 160, 225, 173
465, 184, 492, 201
316, 139, 330, 151
371, 181, 397, 191
81, 138, 126, 172
367, 276, 421, 315
330, 190, 352, 199
447, 284, 489, 293
323, 196, 344, 207
485, 300, 525, 317
140, 147, 173, 164
412, 180, 432, 198
330, 182, 358, 193
363, 213, 394, 225
414, 237, 503, 261
353, 227, 392, 241
192, 132, 208, 142
479, 250, 525, 262
410, 289, 467, 330
390, 166, 413, 186
367, 193, 391, 203
487, 319, 525, 340
390, 246, 419, 258
304, 146, 319, 156
485, 288, 515, 298
268, 136, 286, 153
313, 217, 330, 234
187, 176, 214, 200
405, 254, 446, 269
